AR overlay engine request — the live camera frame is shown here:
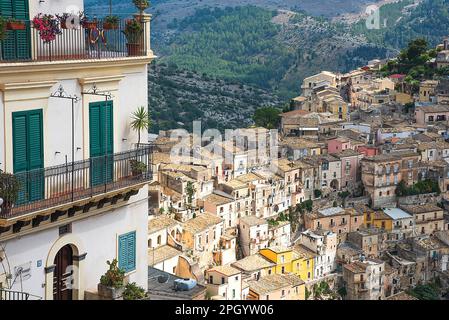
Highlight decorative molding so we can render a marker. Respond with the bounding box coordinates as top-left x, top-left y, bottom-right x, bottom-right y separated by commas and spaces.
0, 80, 57, 102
